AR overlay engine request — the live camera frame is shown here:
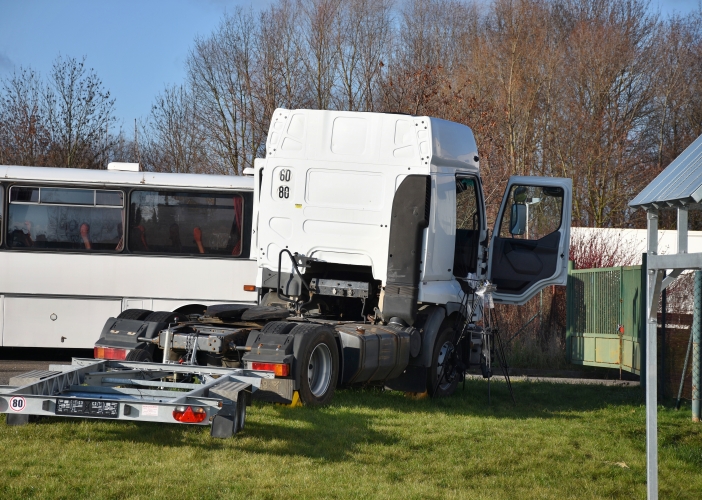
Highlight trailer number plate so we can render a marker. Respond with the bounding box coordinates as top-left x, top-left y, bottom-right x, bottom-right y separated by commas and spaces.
55, 399, 119, 418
